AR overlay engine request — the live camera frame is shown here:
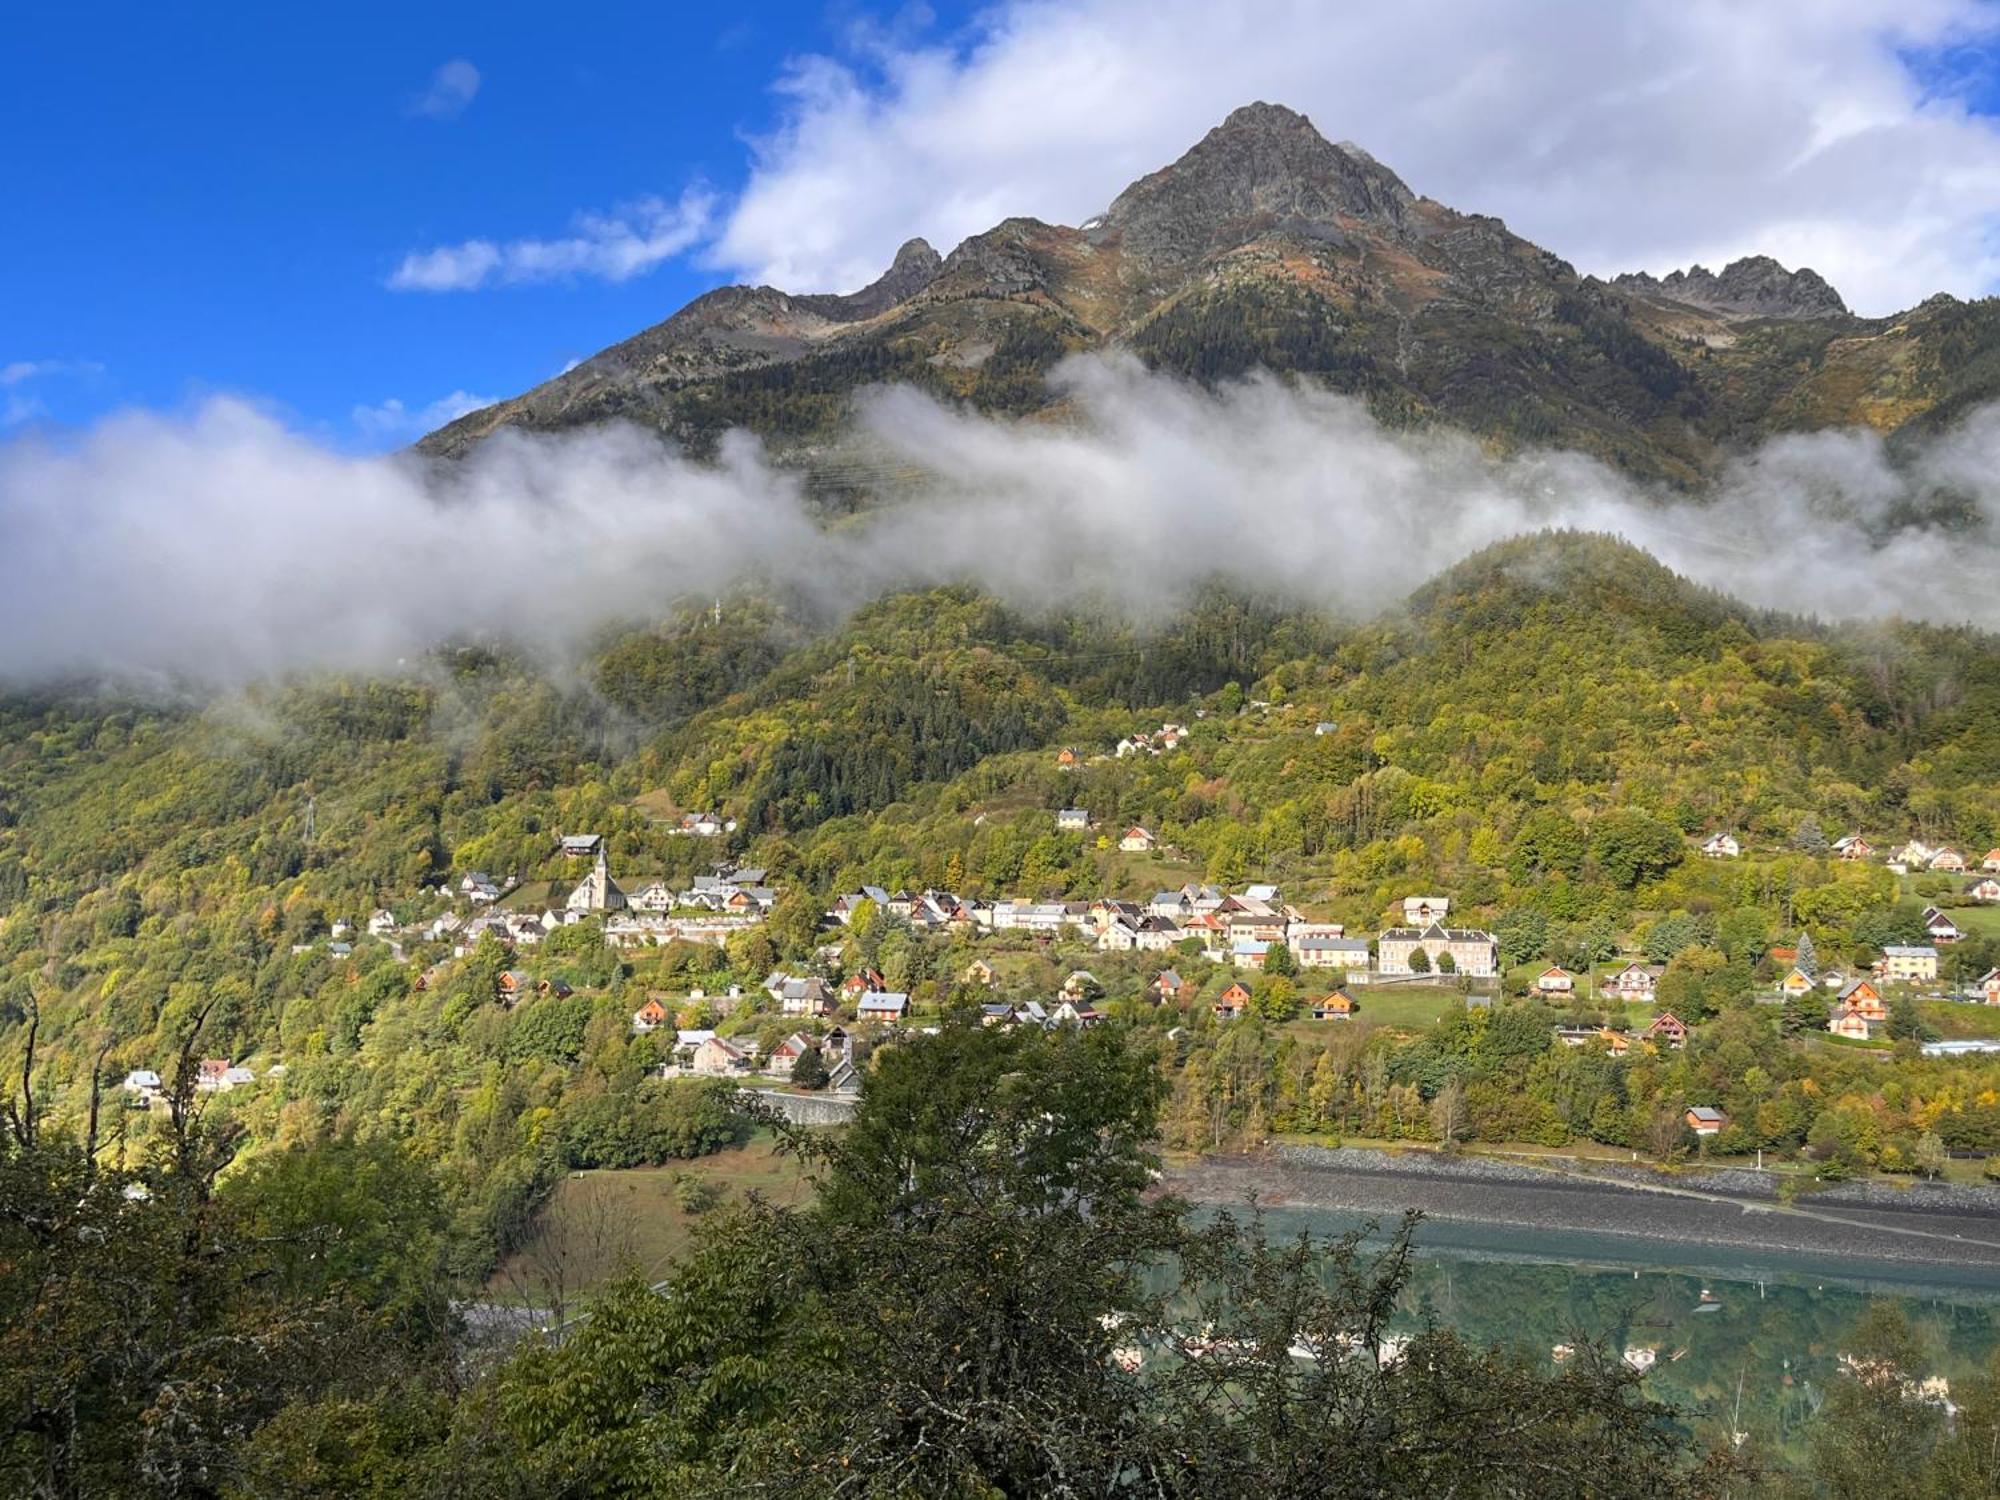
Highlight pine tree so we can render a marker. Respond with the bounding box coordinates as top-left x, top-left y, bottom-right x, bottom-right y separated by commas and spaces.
1792, 814, 1828, 855
1780, 996, 1811, 1038
1796, 930, 1818, 976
